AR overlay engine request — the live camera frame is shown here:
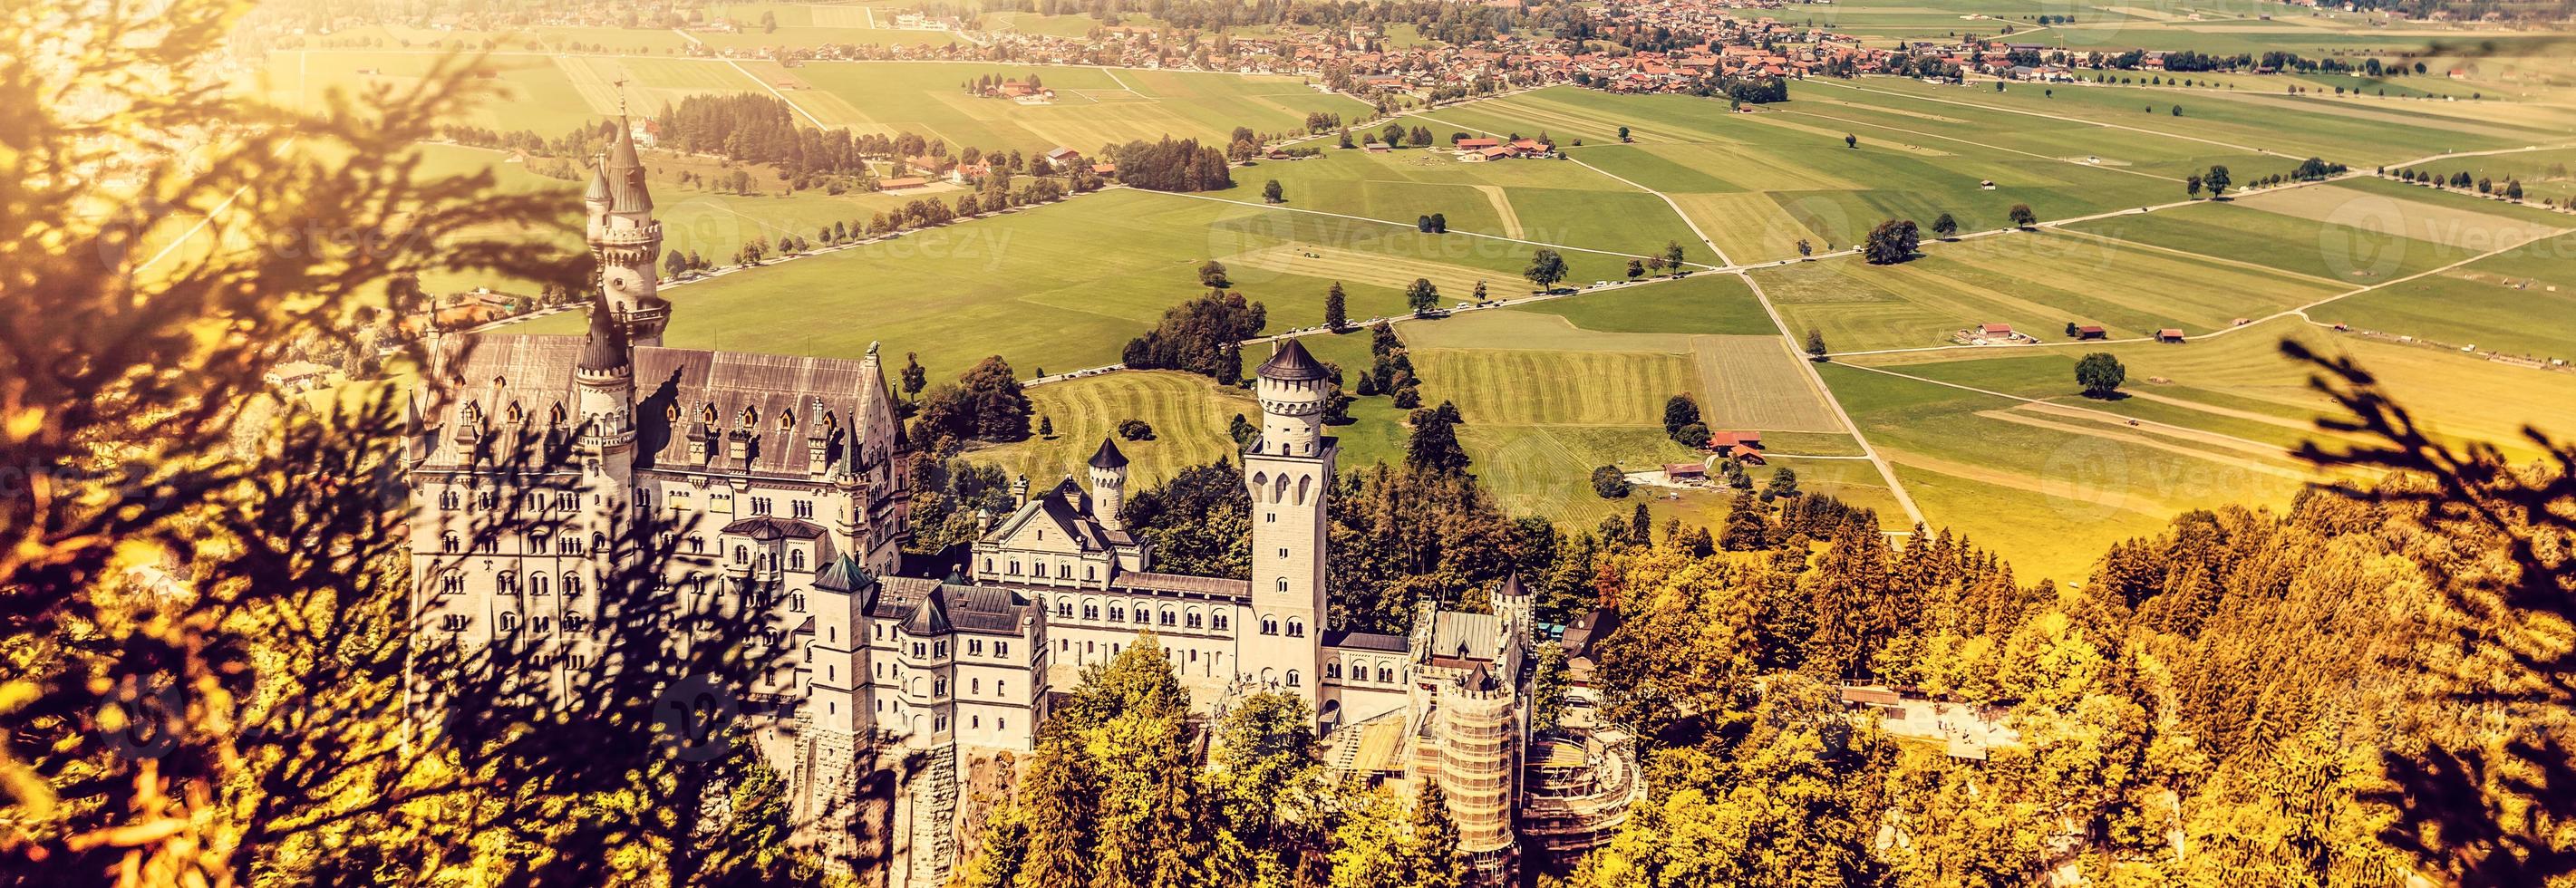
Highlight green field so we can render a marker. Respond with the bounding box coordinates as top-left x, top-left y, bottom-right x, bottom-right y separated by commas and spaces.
2329, 232, 2576, 360
2057, 198, 2481, 285
1753, 229, 2347, 353
258, 32, 2576, 571
764, 62, 1370, 158
1428, 85, 2280, 264
508, 187, 1641, 380
1814, 77, 2566, 168
1227, 148, 1707, 258
2393, 147, 2576, 203
1817, 319, 2576, 579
